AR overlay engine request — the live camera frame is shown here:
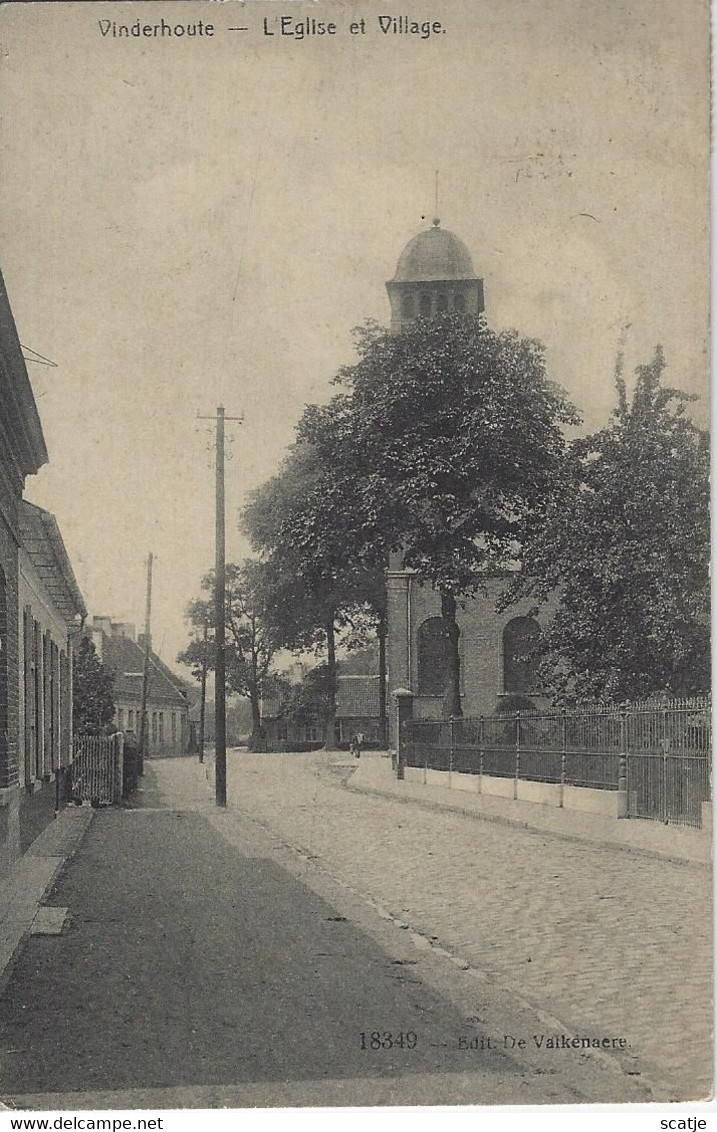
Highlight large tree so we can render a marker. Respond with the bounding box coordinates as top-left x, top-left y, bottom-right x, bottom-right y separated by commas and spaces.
178, 559, 283, 748
294, 315, 579, 717
242, 443, 388, 747
73, 635, 115, 736
505, 346, 710, 703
